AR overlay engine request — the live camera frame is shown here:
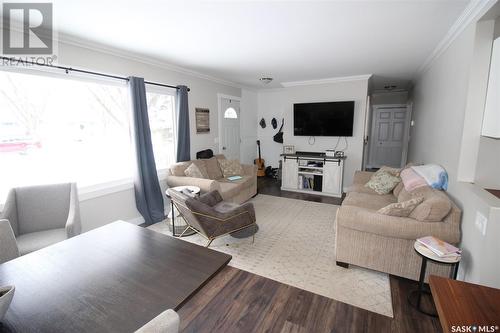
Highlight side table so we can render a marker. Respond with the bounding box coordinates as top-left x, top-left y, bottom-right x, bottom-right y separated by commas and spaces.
408, 240, 461, 317
165, 186, 200, 237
